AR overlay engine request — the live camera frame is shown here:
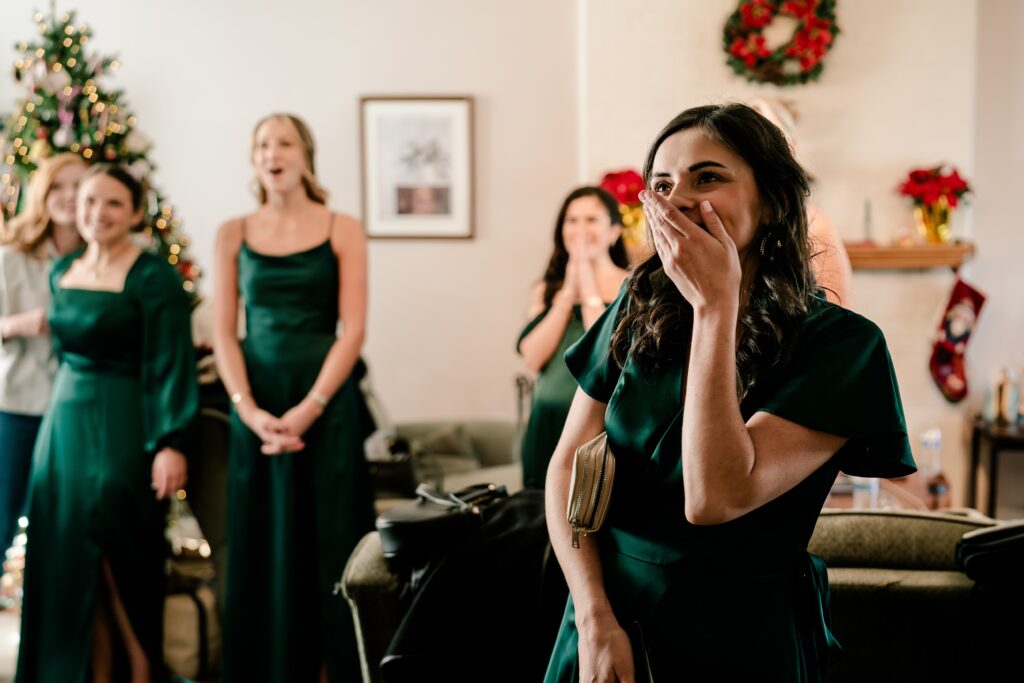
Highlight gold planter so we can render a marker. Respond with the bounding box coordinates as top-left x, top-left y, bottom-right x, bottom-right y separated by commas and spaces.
914, 195, 952, 244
